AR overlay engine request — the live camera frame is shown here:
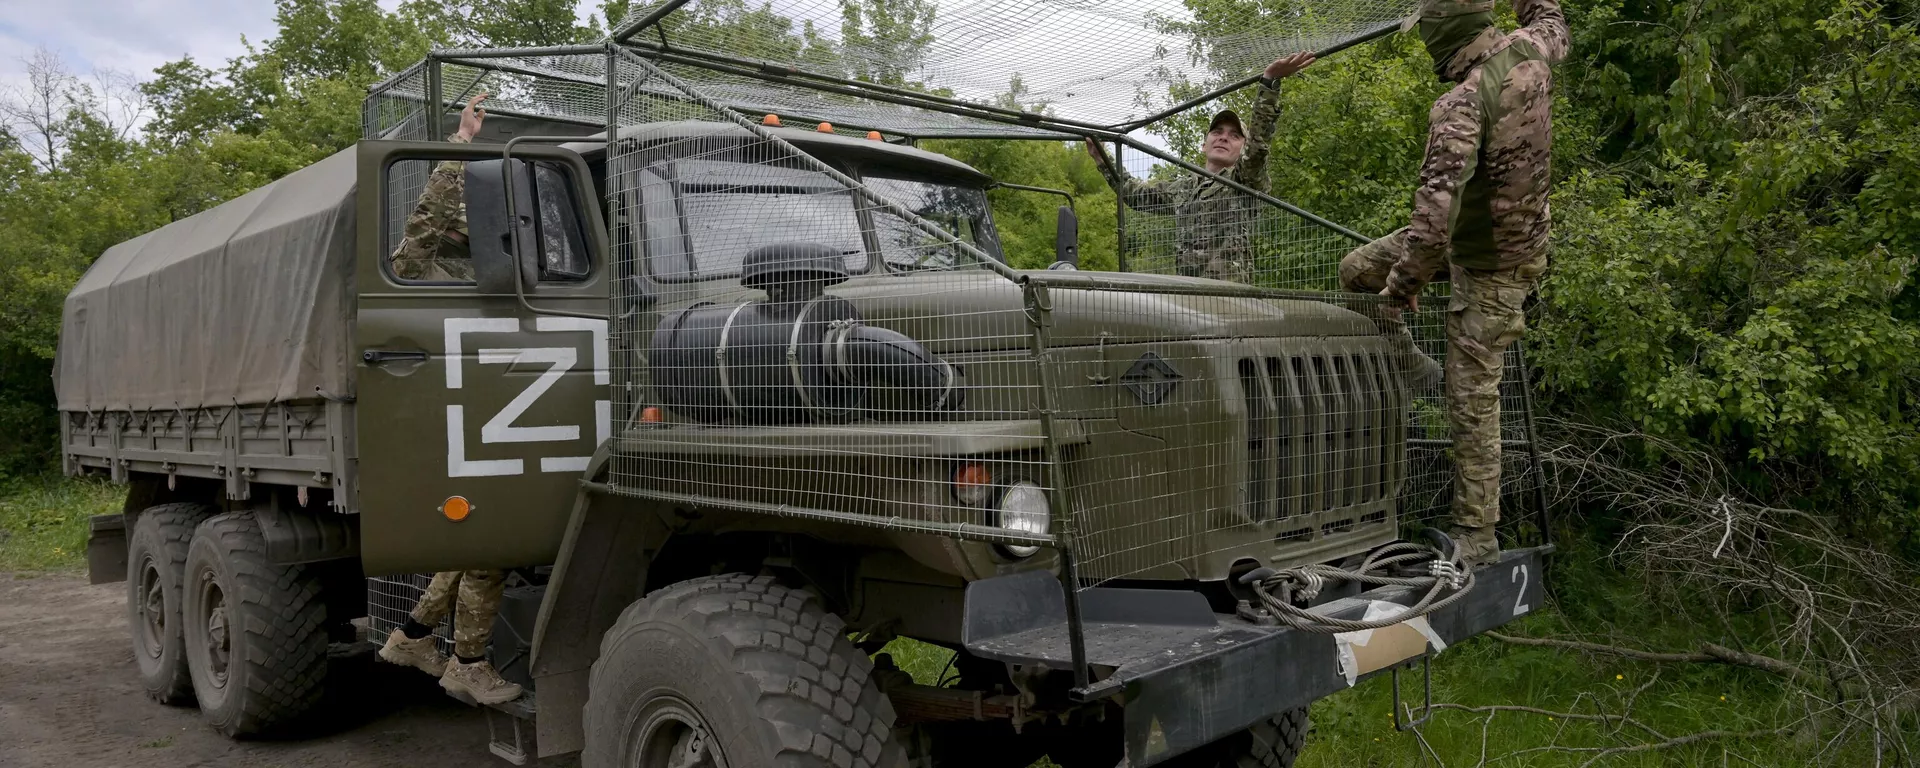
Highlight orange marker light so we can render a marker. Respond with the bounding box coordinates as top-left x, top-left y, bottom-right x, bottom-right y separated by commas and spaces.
441, 496, 473, 522
816, 122, 834, 133
953, 463, 993, 505
640, 406, 665, 423
762, 114, 781, 126
866, 130, 883, 141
